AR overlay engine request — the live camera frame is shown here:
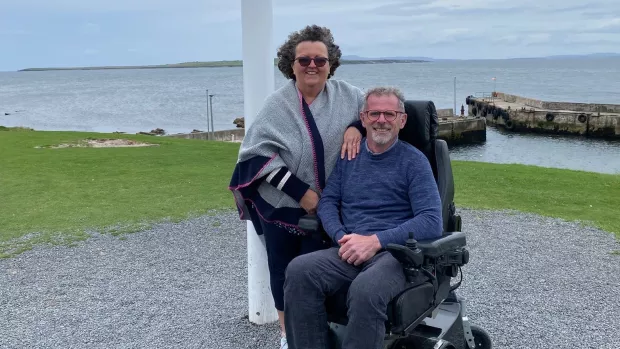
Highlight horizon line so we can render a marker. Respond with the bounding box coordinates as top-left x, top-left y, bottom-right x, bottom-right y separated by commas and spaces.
6, 52, 620, 72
